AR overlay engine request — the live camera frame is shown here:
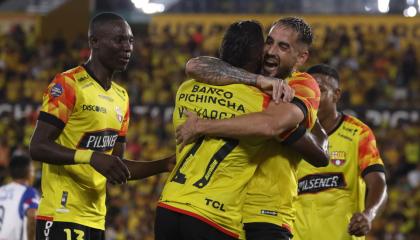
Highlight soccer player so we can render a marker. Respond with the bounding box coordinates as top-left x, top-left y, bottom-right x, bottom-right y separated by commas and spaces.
155, 20, 326, 240
293, 64, 387, 240
0, 155, 39, 240
177, 17, 323, 240
29, 12, 173, 240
